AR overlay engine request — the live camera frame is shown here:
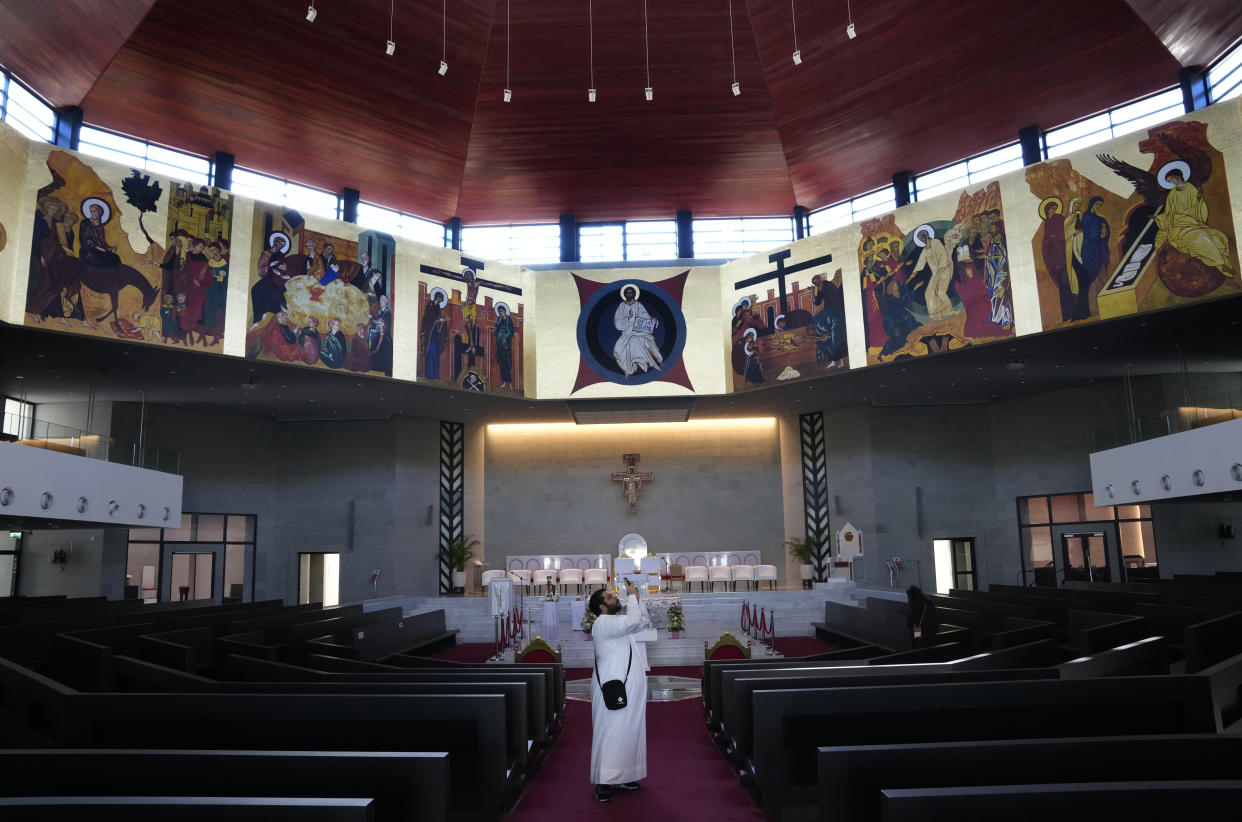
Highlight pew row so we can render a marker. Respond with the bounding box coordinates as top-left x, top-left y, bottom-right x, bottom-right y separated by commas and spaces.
751, 674, 1223, 821
816, 733, 1242, 822
0, 749, 448, 822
